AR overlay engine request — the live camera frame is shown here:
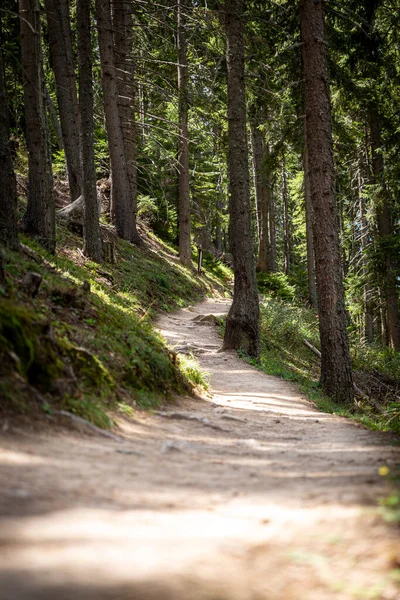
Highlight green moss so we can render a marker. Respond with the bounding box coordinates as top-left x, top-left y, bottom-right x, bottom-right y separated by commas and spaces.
0, 301, 35, 375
